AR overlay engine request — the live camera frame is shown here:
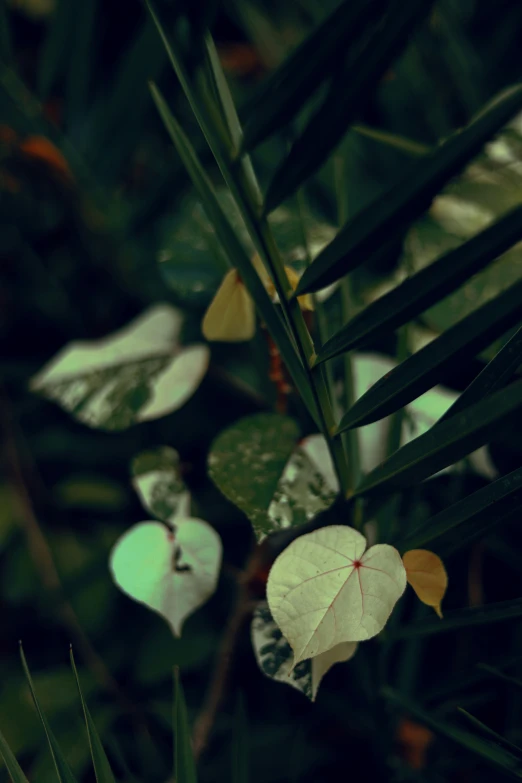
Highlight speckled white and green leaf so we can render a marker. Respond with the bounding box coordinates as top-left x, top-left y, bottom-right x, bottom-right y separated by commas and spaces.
208, 413, 301, 541
251, 604, 357, 701
109, 519, 221, 637
267, 526, 406, 664
403, 123, 522, 333
30, 305, 209, 431
131, 447, 191, 522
